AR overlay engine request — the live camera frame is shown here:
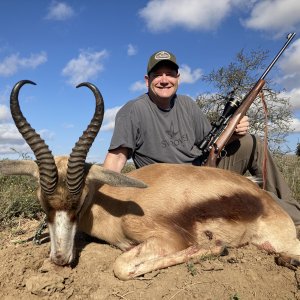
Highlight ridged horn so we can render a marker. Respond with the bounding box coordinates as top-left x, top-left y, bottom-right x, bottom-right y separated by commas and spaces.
67, 82, 104, 195
10, 80, 58, 194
